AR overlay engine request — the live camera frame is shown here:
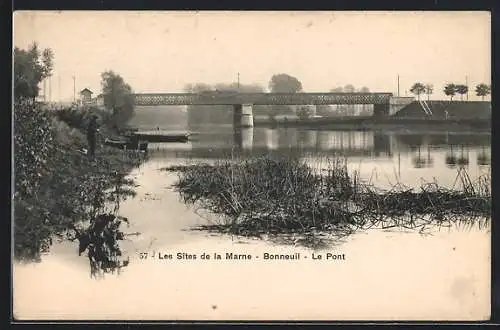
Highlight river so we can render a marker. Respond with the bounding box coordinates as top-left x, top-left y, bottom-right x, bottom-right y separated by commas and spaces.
13, 107, 491, 321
